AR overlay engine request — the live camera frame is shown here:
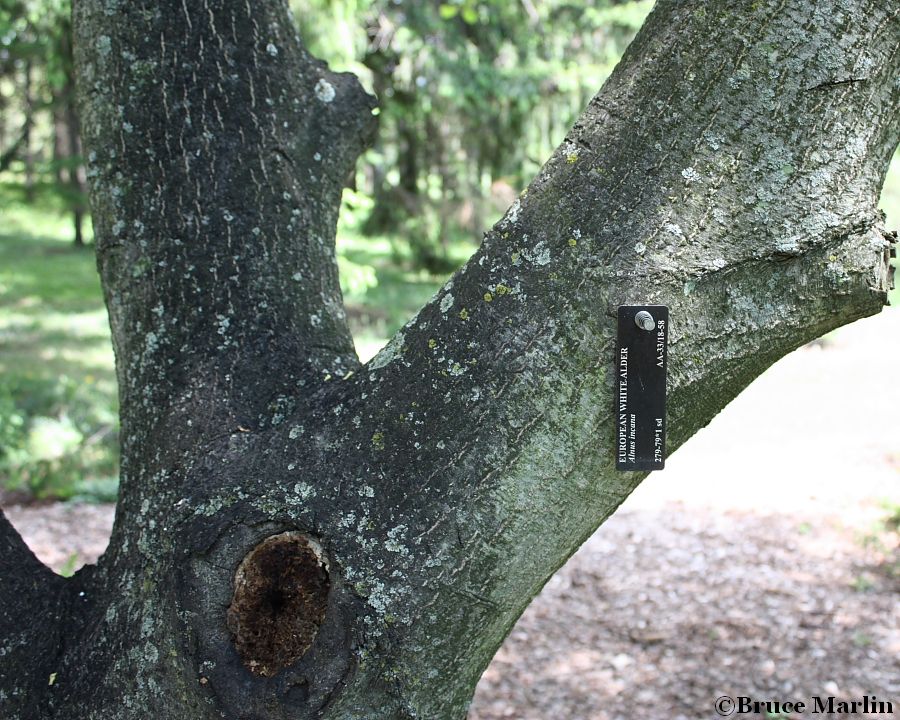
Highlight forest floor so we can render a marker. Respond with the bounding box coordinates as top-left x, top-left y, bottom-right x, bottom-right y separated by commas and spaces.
4, 310, 899, 720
